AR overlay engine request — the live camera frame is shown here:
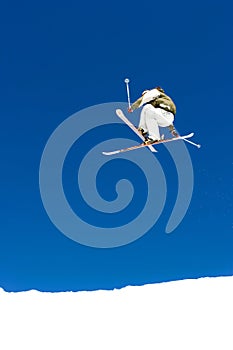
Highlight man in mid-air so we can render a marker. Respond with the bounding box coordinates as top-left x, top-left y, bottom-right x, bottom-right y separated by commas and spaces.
128, 86, 178, 145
